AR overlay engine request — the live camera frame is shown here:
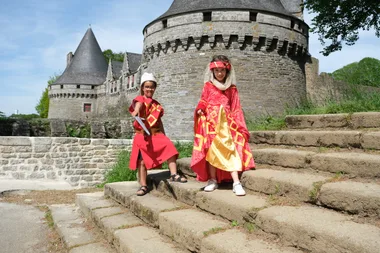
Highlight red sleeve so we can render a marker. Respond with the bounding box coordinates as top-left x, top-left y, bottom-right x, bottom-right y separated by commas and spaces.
195, 83, 209, 113
229, 86, 250, 141
129, 95, 145, 113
